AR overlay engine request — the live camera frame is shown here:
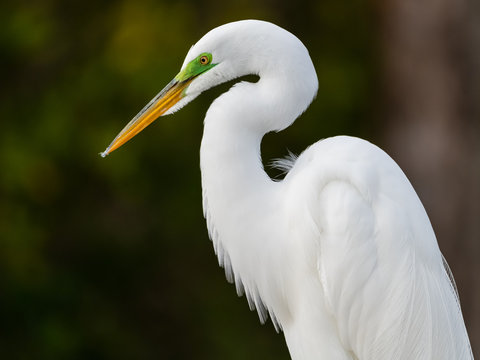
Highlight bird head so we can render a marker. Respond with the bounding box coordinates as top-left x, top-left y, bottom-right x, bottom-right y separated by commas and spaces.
101, 20, 317, 157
